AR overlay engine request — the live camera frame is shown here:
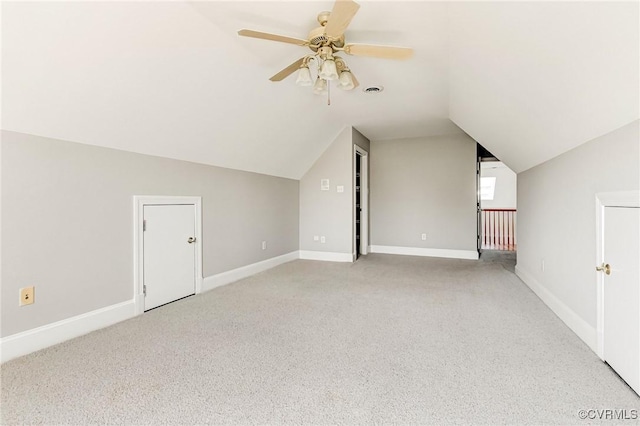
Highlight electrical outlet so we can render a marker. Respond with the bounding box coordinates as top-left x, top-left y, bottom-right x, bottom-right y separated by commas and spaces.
313, 235, 319, 241
262, 241, 267, 250
421, 233, 427, 241
320, 236, 326, 243
337, 185, 344, 193
20, 286, 35, 306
